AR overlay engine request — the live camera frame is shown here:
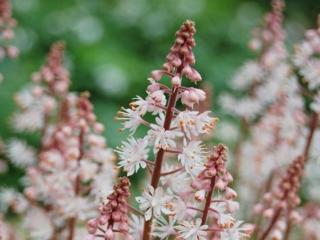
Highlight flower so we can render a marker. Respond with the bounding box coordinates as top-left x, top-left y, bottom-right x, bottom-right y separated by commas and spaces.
175, 218, 208, 240
132, 90, 167, 115
117, 137, 149, 176
220, 221, 255, 240
6, 139, 37, 168
181, 88, 206, 108
23, 208, 53, 240
175, 111, 217, 139
136, 186, 174, 221
178, 140, 205, 176
147, 124, 182, 151
311, 93, 320, 113
153, 216, 177, 239
117, 107, 144, 133
128, 214, 144, 239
